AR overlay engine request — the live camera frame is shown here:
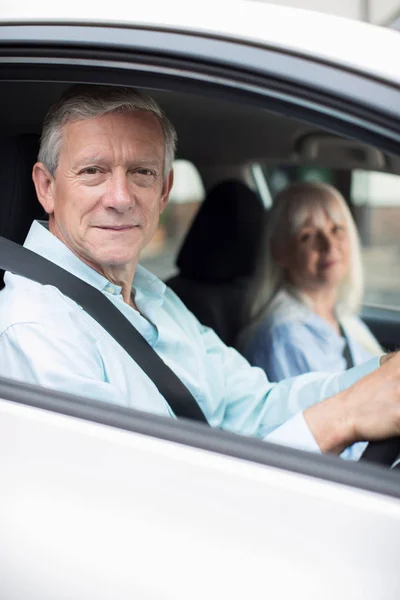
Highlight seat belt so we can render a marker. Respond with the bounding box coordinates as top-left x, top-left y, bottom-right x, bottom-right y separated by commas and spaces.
339, 325, 354, 370
0, 236, 208, 424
